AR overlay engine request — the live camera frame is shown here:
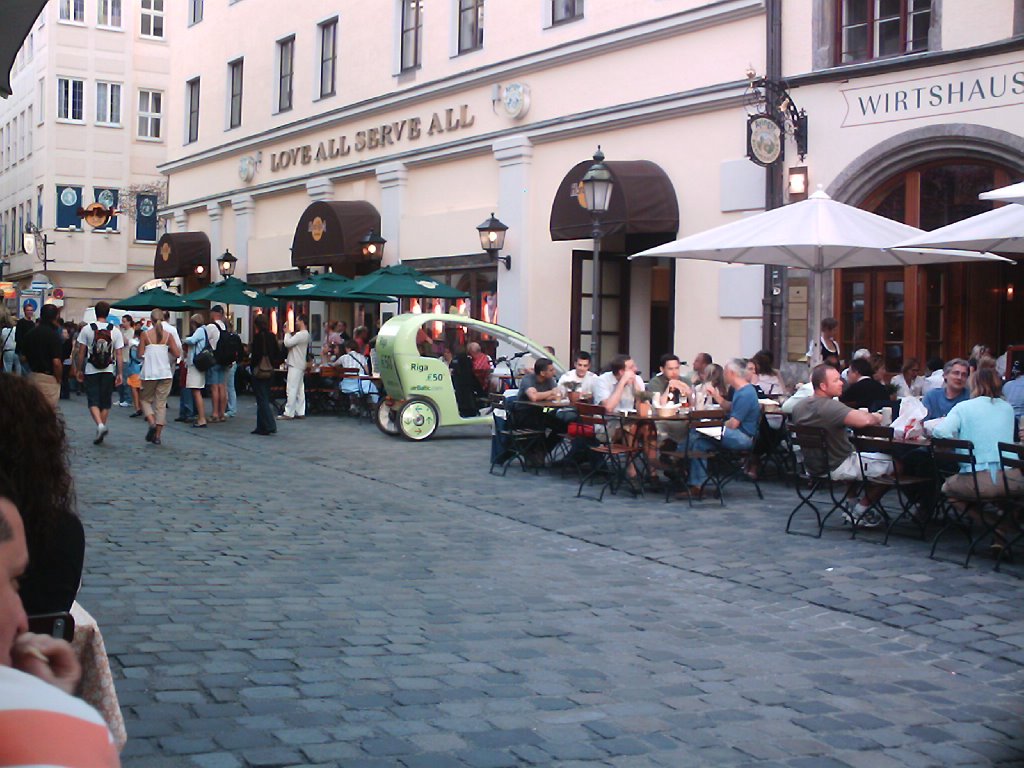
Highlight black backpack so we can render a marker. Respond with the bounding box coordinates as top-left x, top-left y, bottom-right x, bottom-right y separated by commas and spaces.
214, 323, 243, 366
87, 322, 115, 369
